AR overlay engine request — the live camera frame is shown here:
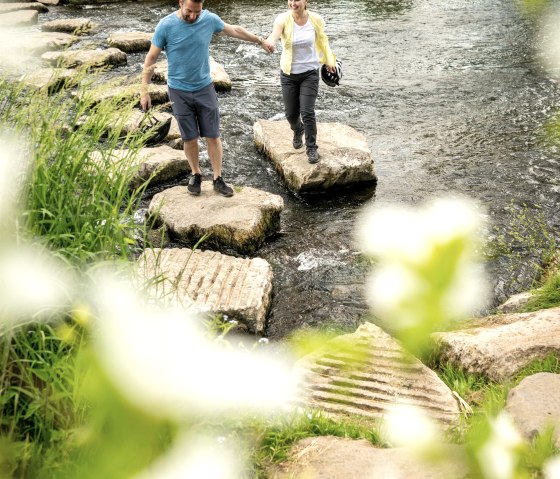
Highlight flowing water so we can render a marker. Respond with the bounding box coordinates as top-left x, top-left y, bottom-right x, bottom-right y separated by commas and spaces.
36, 0, 560, 338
